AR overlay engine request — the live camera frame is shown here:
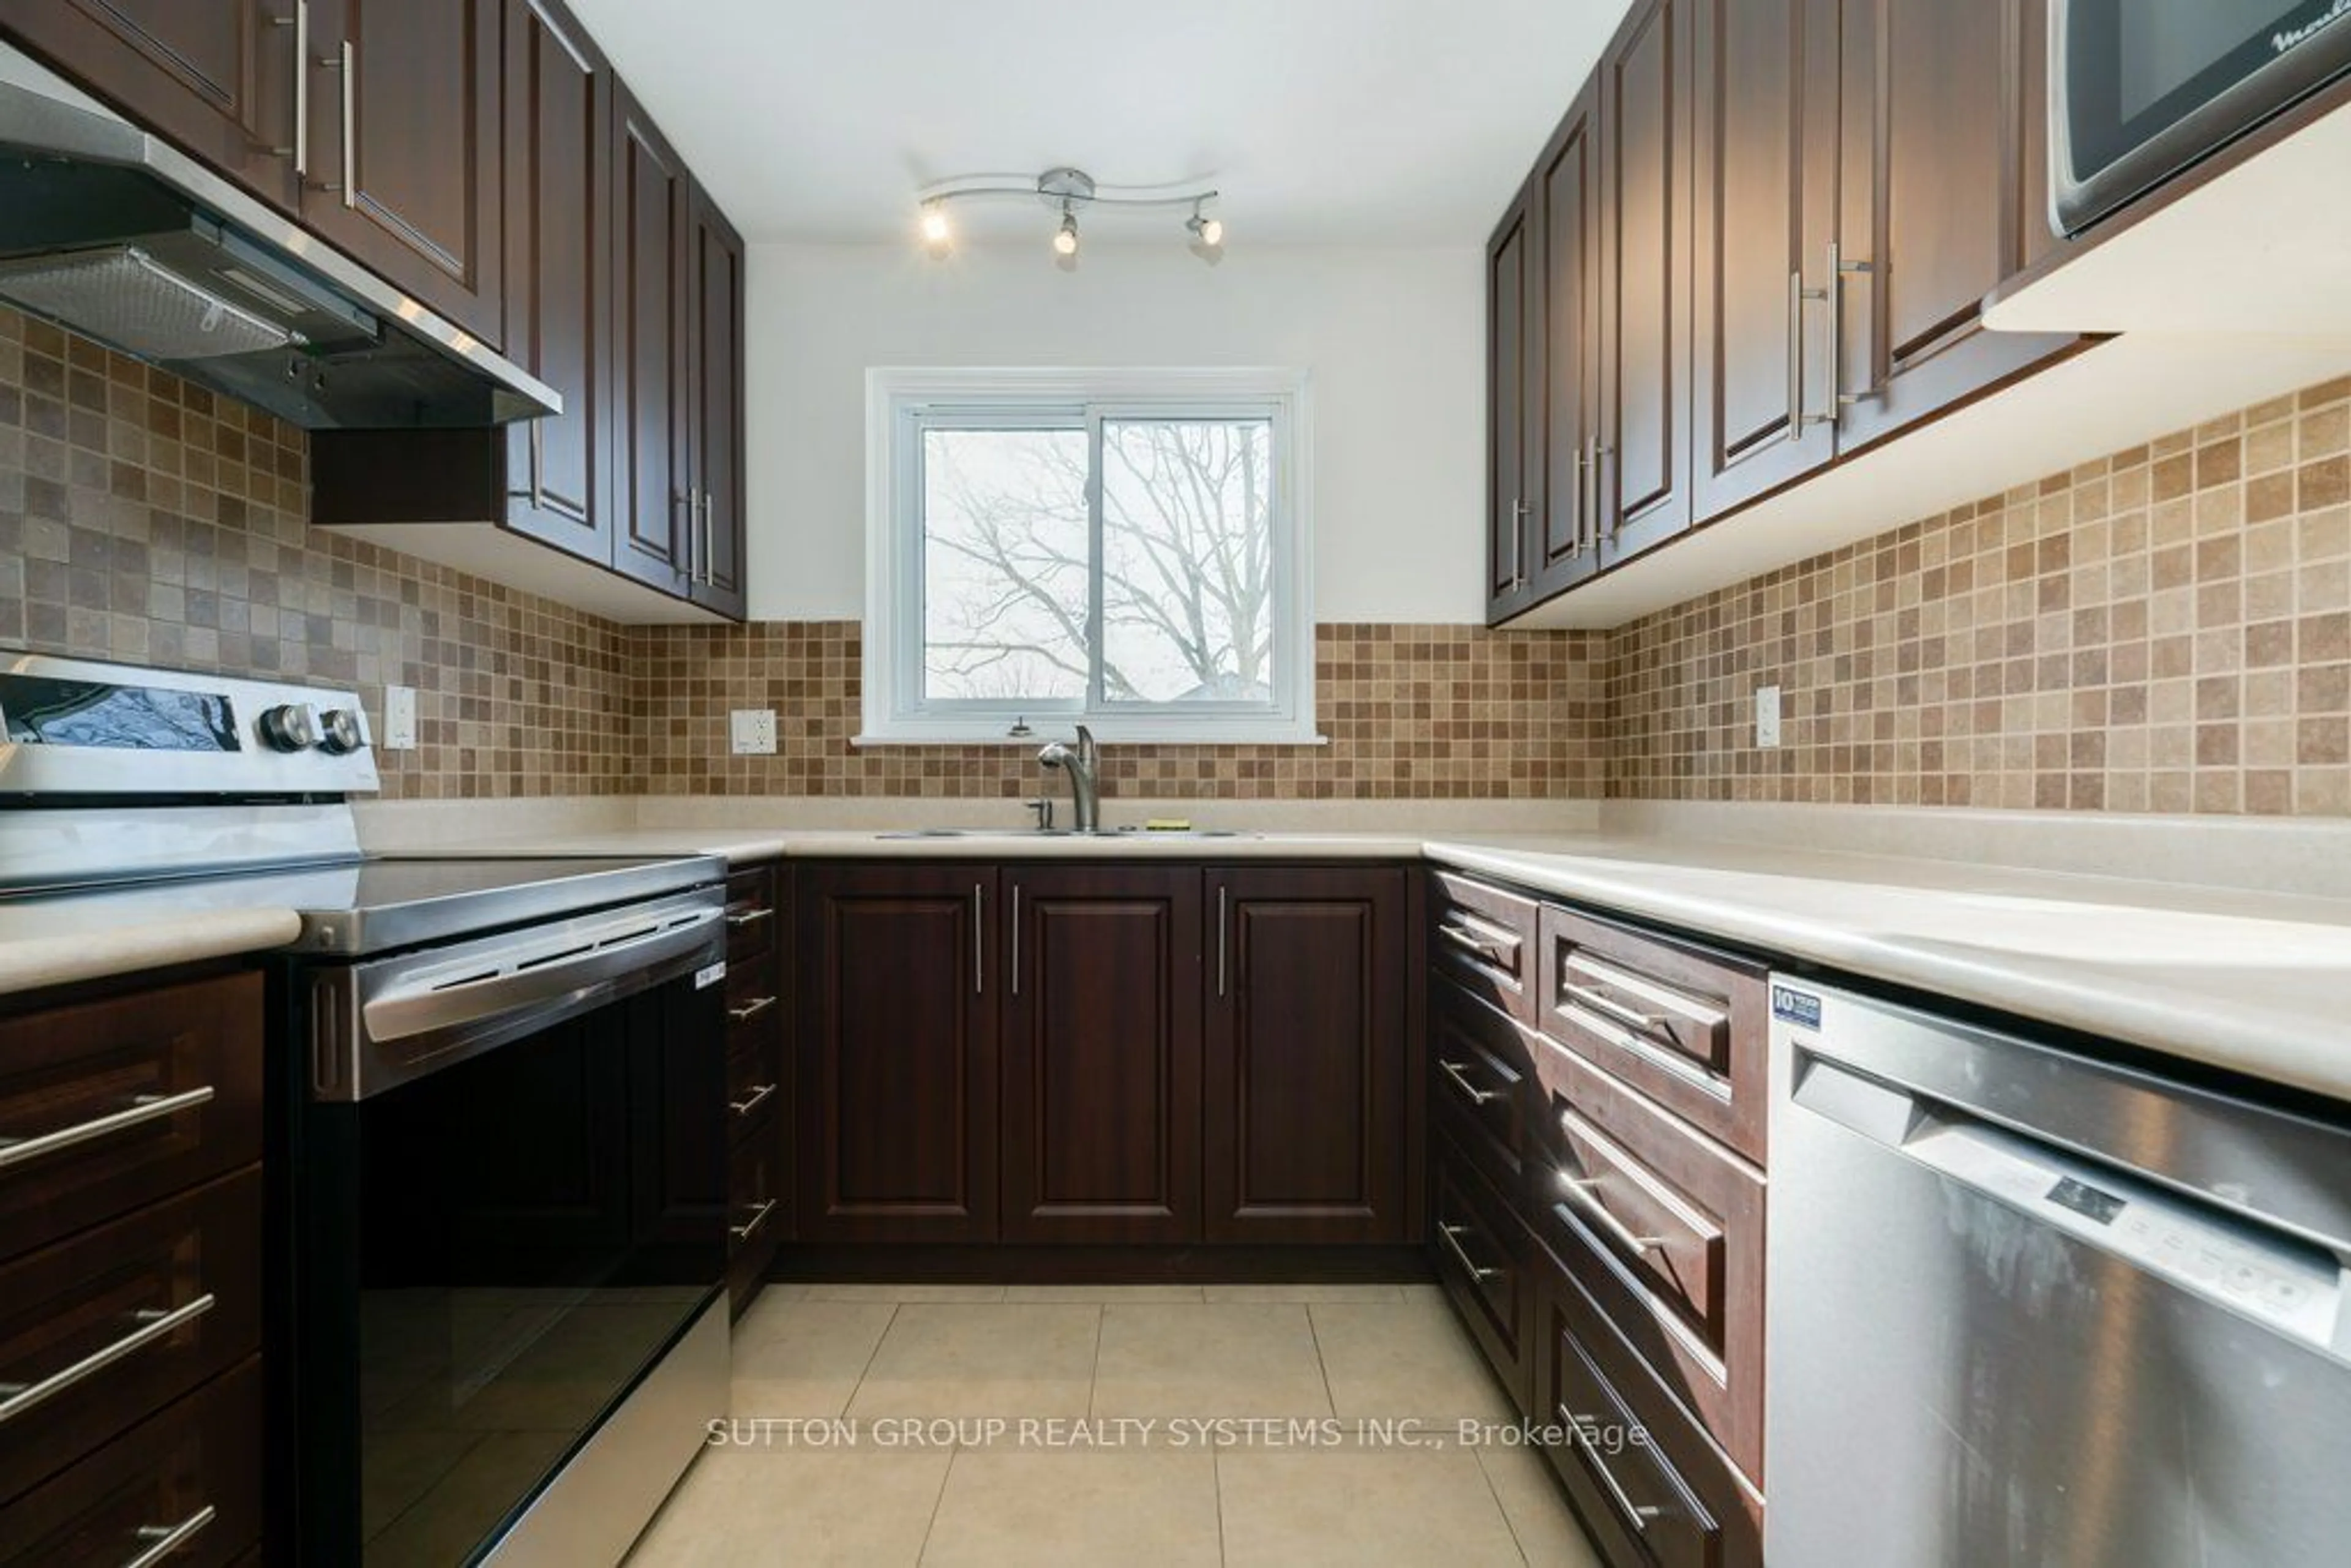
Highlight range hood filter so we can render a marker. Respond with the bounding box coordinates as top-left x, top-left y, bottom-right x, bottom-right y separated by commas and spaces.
0, 244, 298, 360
